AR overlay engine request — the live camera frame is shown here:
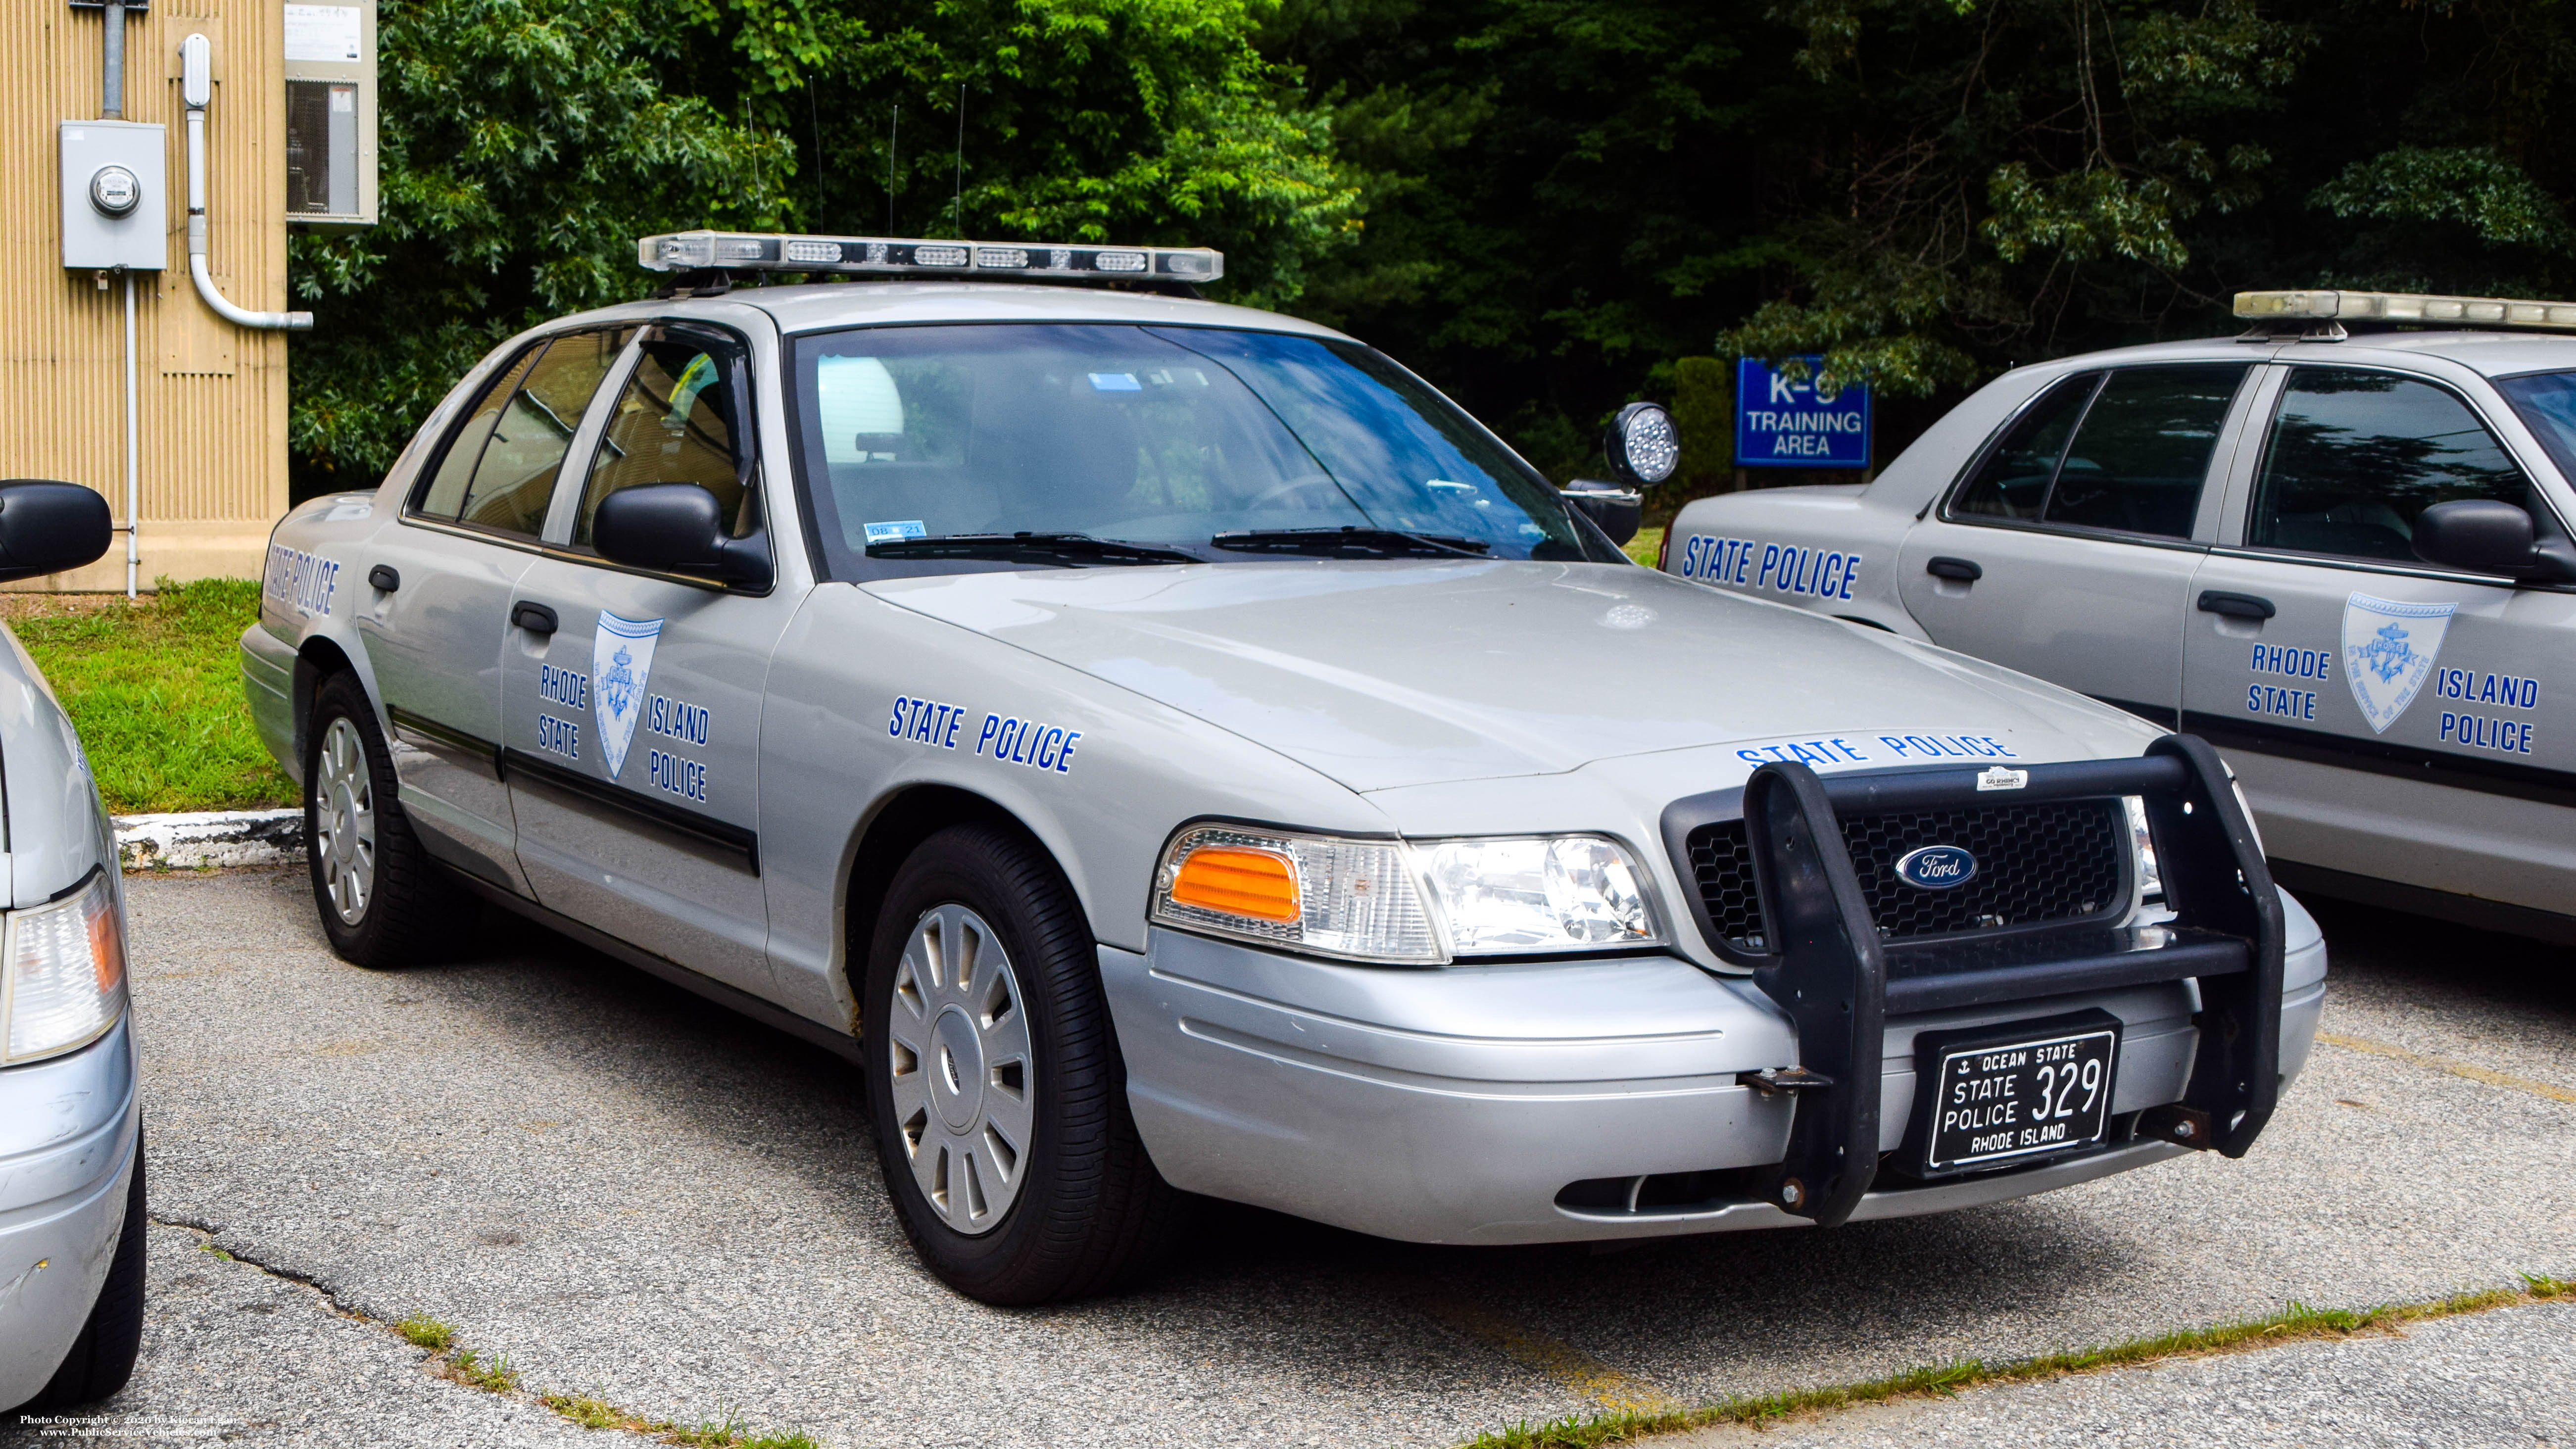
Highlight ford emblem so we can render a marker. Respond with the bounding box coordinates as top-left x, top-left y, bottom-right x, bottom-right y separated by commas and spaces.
1894, 844, 1978, 890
